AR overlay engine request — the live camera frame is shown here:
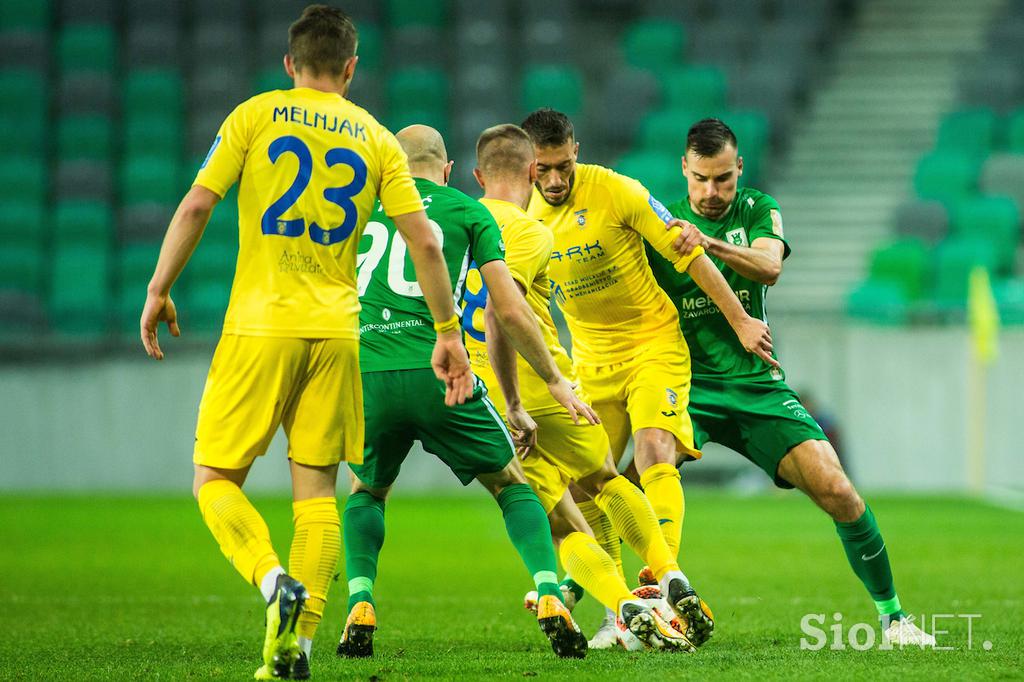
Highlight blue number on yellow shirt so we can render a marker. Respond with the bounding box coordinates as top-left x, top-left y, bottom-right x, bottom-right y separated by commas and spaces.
261, 136, 368, 245
461, 260, 488, 342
